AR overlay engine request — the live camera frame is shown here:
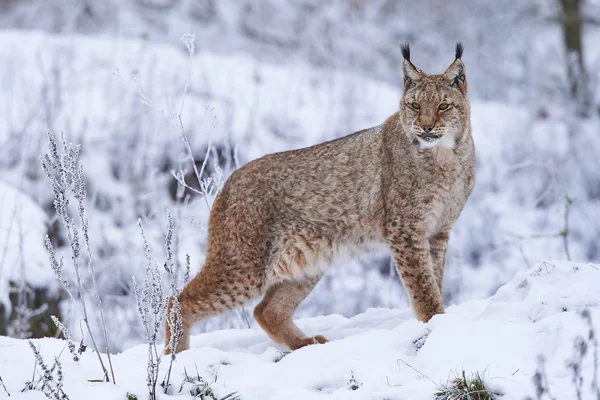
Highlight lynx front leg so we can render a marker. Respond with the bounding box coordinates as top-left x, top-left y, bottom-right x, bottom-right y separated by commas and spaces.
430, 230, 450, 294
387, 225, 444, 322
